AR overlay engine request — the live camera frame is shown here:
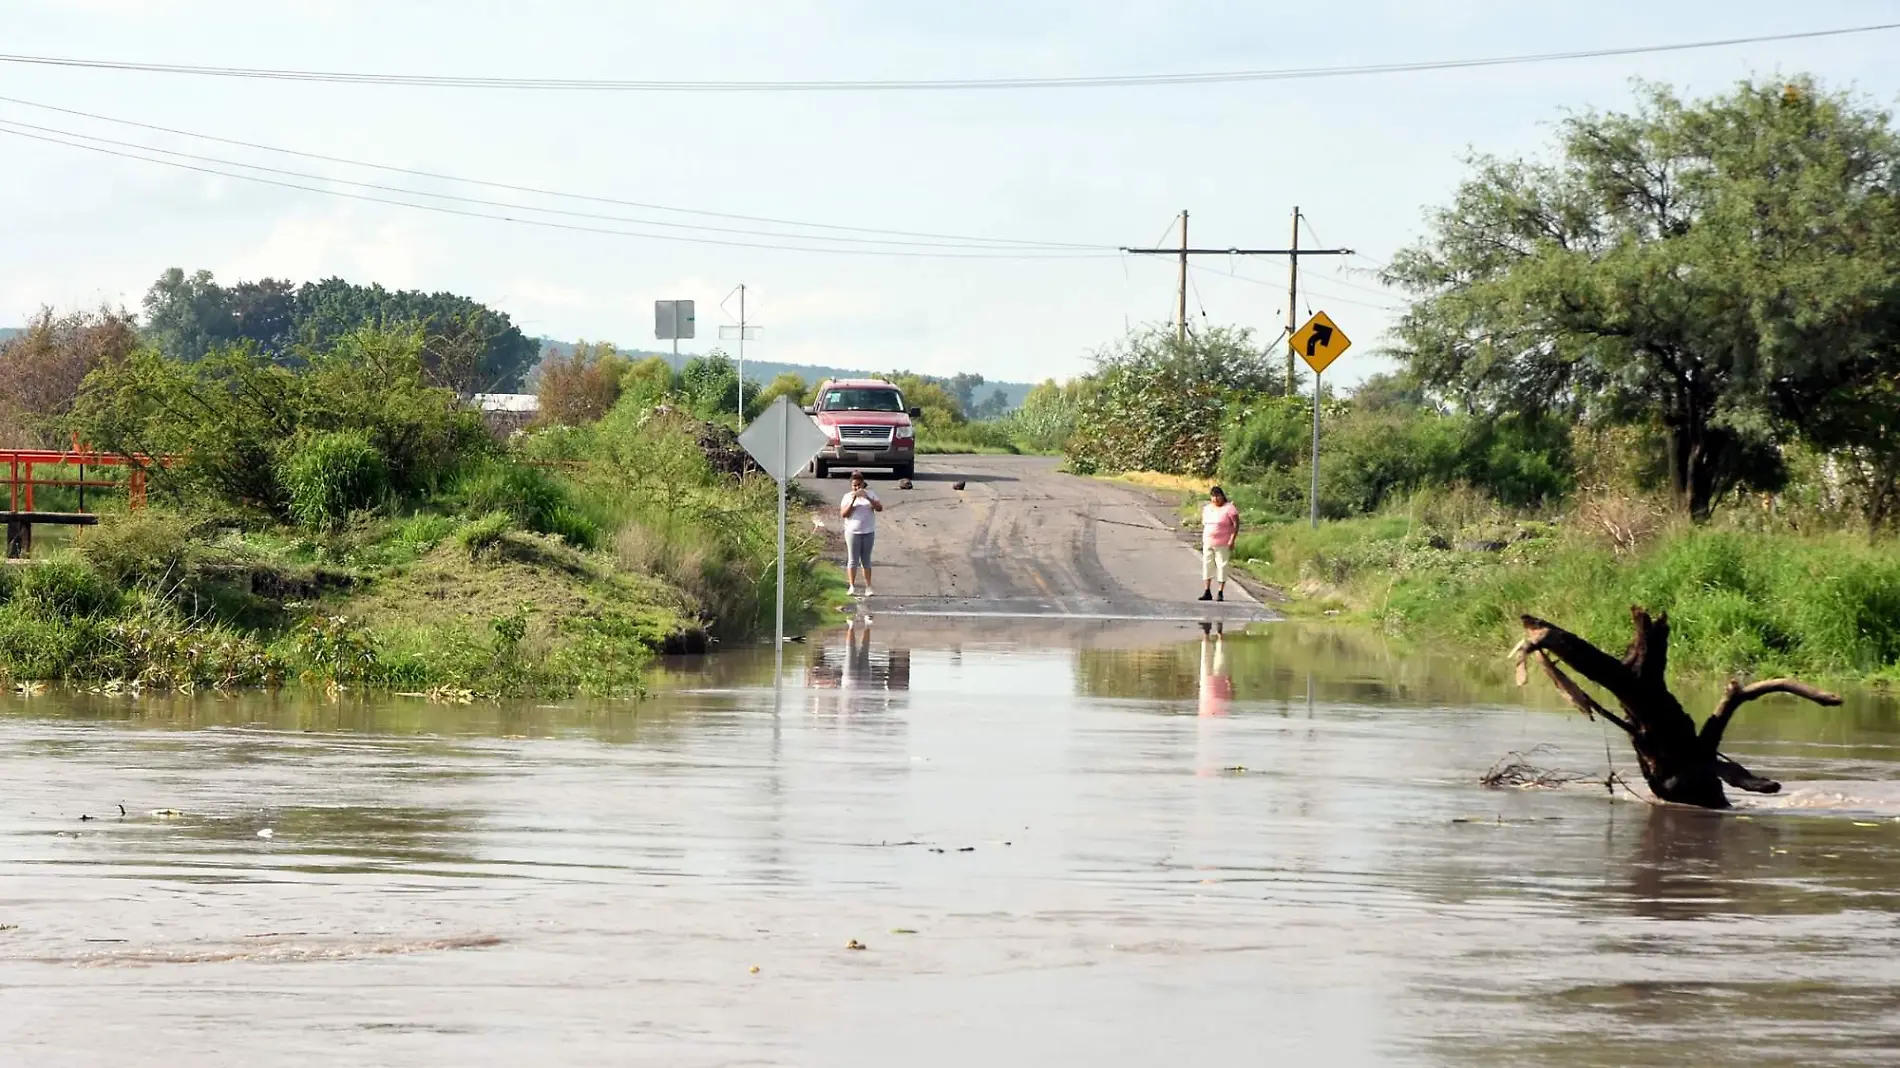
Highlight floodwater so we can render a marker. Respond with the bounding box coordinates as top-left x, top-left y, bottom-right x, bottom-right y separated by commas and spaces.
4, 619, 1900, 1067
